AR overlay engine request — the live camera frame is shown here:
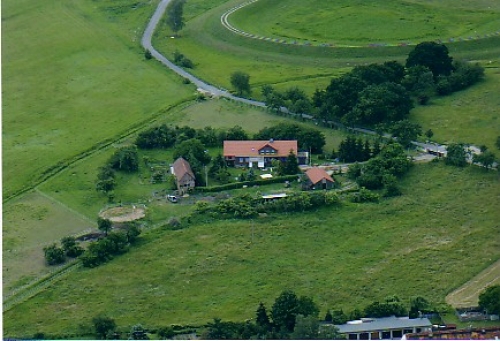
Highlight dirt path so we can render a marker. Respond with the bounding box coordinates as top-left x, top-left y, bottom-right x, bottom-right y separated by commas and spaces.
445, 259, 500, 308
